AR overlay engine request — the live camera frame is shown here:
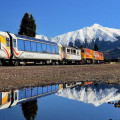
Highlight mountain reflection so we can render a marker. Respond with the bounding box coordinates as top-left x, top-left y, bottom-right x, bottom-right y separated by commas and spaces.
21, 100, 38, 120
57, 83, 120, 107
